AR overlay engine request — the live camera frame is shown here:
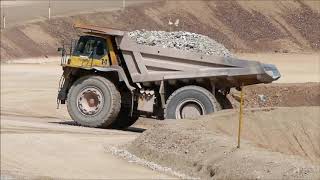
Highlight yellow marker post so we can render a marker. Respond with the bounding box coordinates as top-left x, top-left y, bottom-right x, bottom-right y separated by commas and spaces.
237, 85, 244, 148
